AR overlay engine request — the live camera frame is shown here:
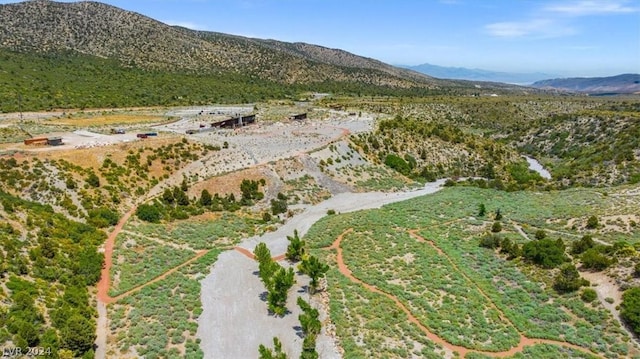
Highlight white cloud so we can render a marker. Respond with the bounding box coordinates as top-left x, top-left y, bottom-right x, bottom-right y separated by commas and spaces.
485, 19, 575, 38
545, 0, 638, 16
484, 0, 636, 39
